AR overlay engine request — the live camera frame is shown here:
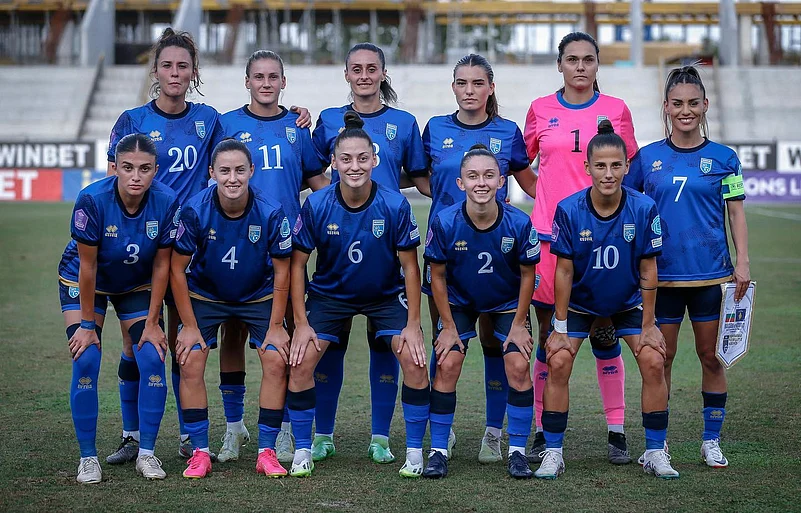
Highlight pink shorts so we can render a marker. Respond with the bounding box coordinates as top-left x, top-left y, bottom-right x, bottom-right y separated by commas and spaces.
532, 241, 556, 309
